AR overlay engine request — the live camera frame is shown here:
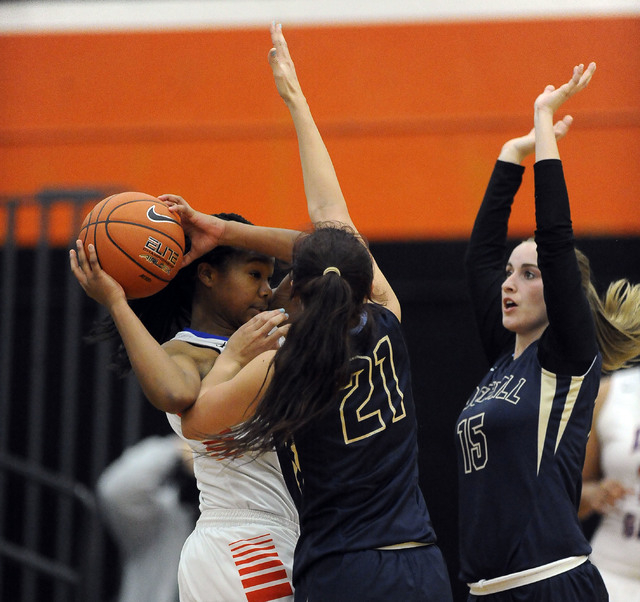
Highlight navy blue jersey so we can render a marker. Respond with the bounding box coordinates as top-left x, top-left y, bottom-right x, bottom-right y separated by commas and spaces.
458, 160, 601, 582
283, 305, 437, 584
457, 341, 600, 580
